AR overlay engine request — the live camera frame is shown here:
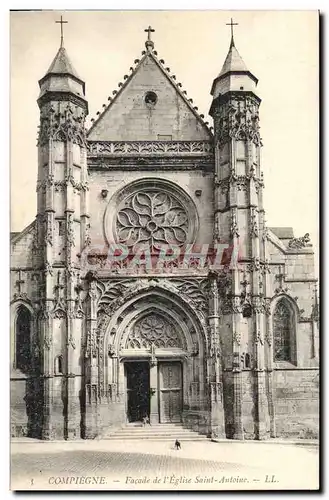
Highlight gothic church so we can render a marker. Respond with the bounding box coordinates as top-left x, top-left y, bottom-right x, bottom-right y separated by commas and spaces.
10, 22, 319, 440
